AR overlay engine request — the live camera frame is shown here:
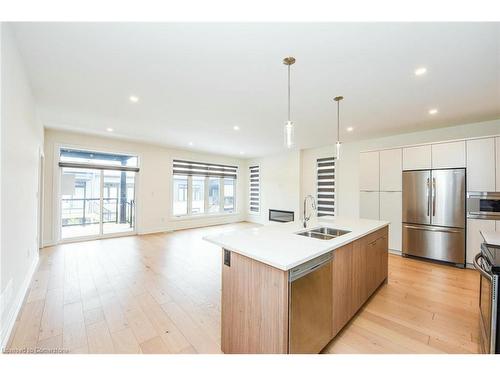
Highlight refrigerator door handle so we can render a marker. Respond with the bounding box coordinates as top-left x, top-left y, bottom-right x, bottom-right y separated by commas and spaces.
426, 178, 430, 217
432, 177, 436, 217
403, 224, 463, 234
